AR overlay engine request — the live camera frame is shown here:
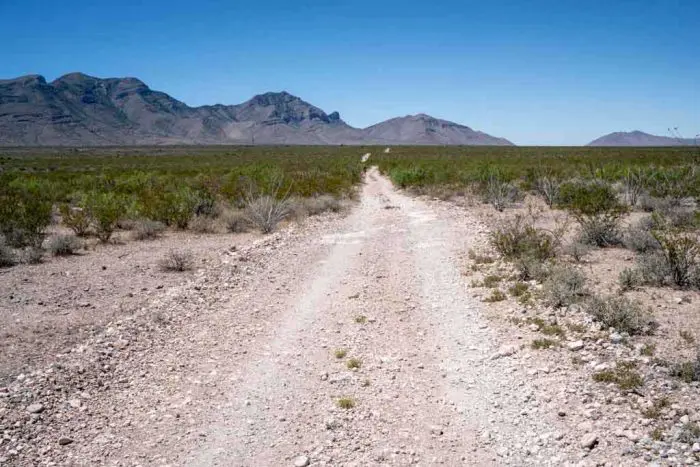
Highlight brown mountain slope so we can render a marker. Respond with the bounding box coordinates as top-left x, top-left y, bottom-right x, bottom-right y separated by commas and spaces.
0, 73, 513, 146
